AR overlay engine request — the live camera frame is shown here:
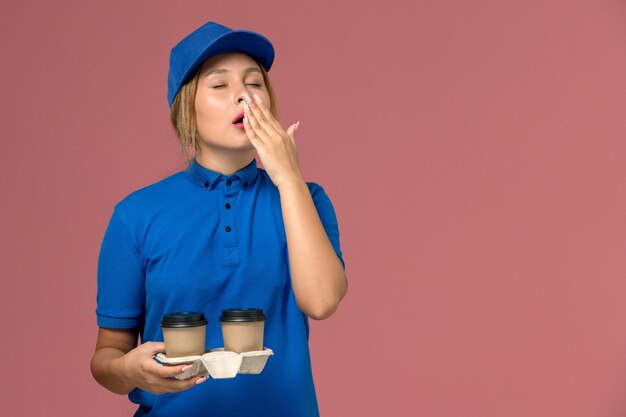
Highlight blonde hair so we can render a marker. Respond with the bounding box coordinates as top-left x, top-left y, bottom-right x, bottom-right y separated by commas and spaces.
170, 58, 280, 164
